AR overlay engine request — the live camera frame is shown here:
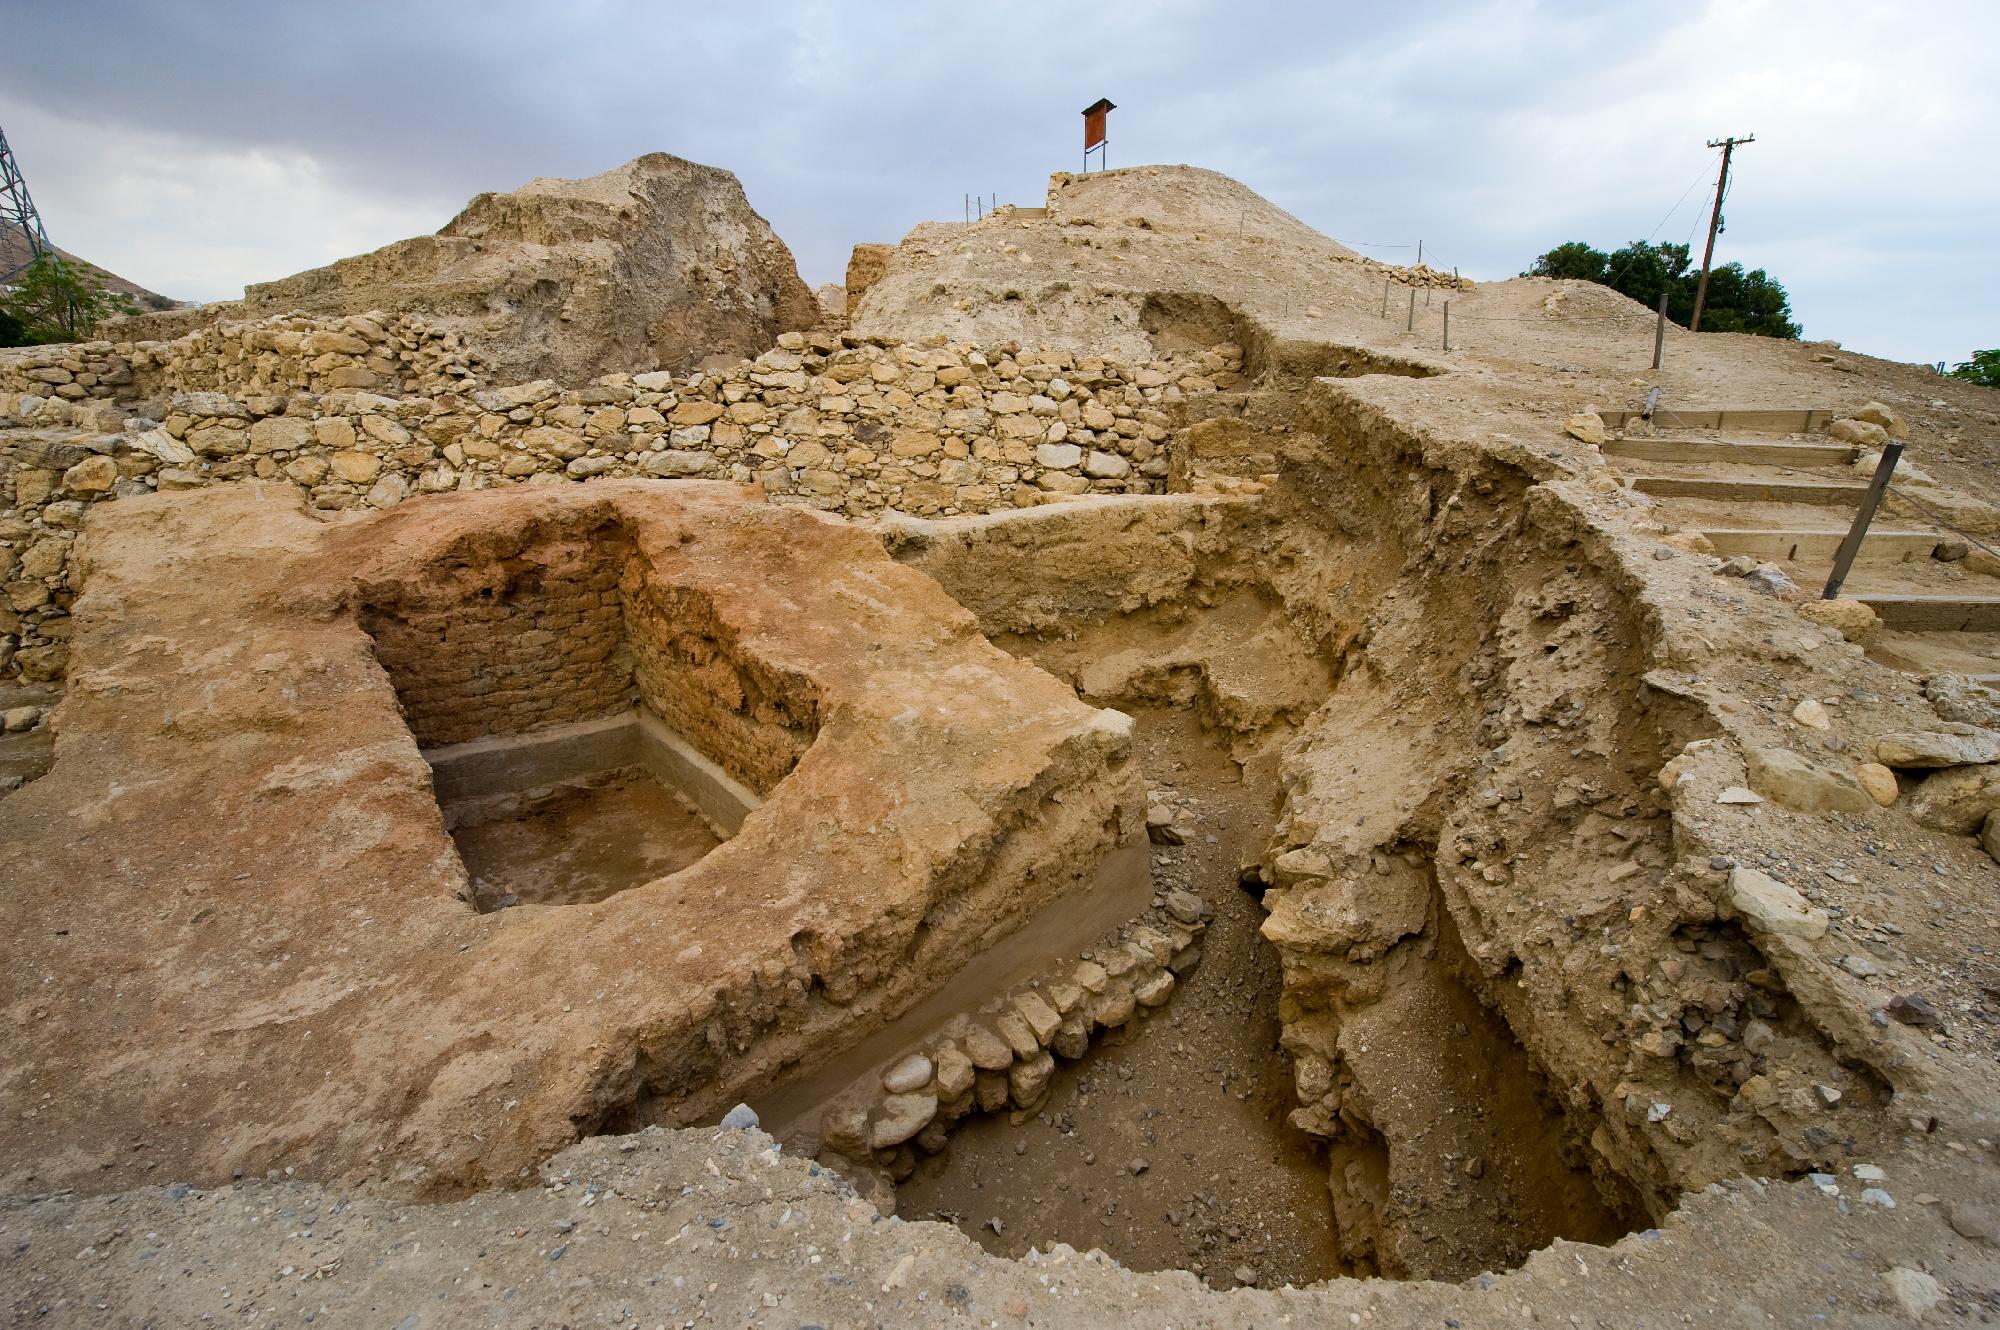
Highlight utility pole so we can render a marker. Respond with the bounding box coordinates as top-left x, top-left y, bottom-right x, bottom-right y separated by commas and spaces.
1690, 134, 1753, 333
